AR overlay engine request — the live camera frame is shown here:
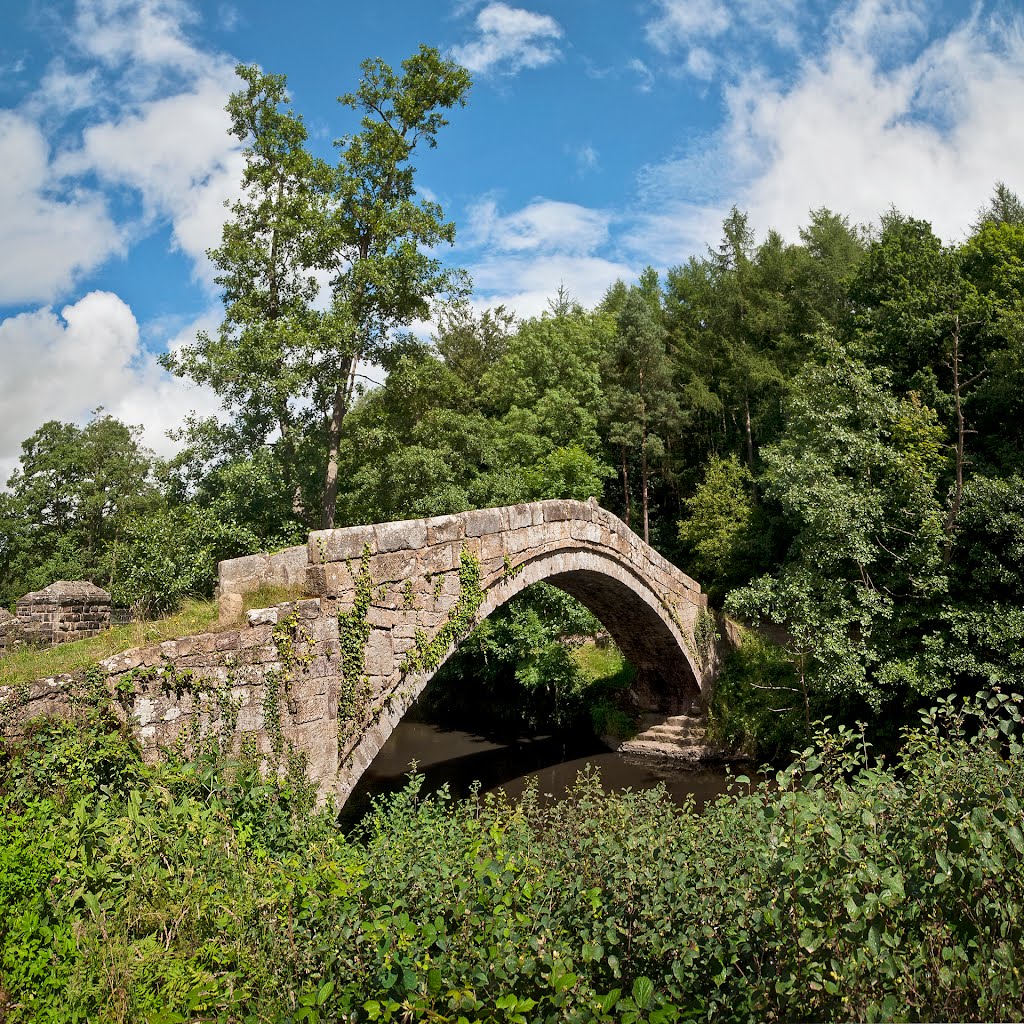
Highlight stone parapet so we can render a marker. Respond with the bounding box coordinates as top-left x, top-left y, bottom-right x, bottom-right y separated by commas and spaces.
217, 544, 310, 623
